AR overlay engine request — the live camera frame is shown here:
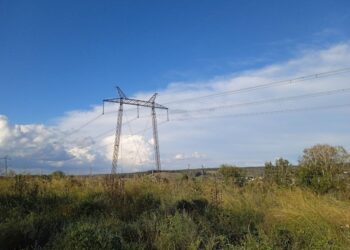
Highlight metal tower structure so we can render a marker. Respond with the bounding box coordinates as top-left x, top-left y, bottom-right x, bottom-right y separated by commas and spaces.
0, 155, 10, 176
103, 87, 168, 175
